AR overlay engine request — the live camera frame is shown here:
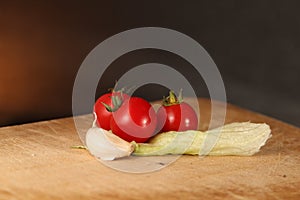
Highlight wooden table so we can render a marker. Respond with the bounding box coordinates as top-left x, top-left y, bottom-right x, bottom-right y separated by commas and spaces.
0, 99, 299, 199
